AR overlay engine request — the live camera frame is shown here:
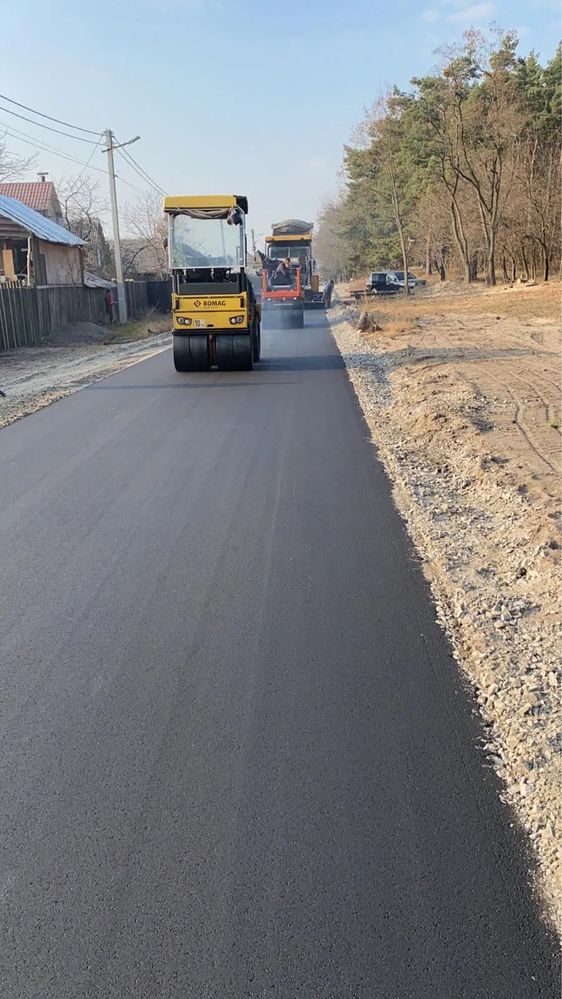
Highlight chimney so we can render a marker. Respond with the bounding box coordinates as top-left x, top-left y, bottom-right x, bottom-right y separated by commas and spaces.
37, 172, 48, 183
